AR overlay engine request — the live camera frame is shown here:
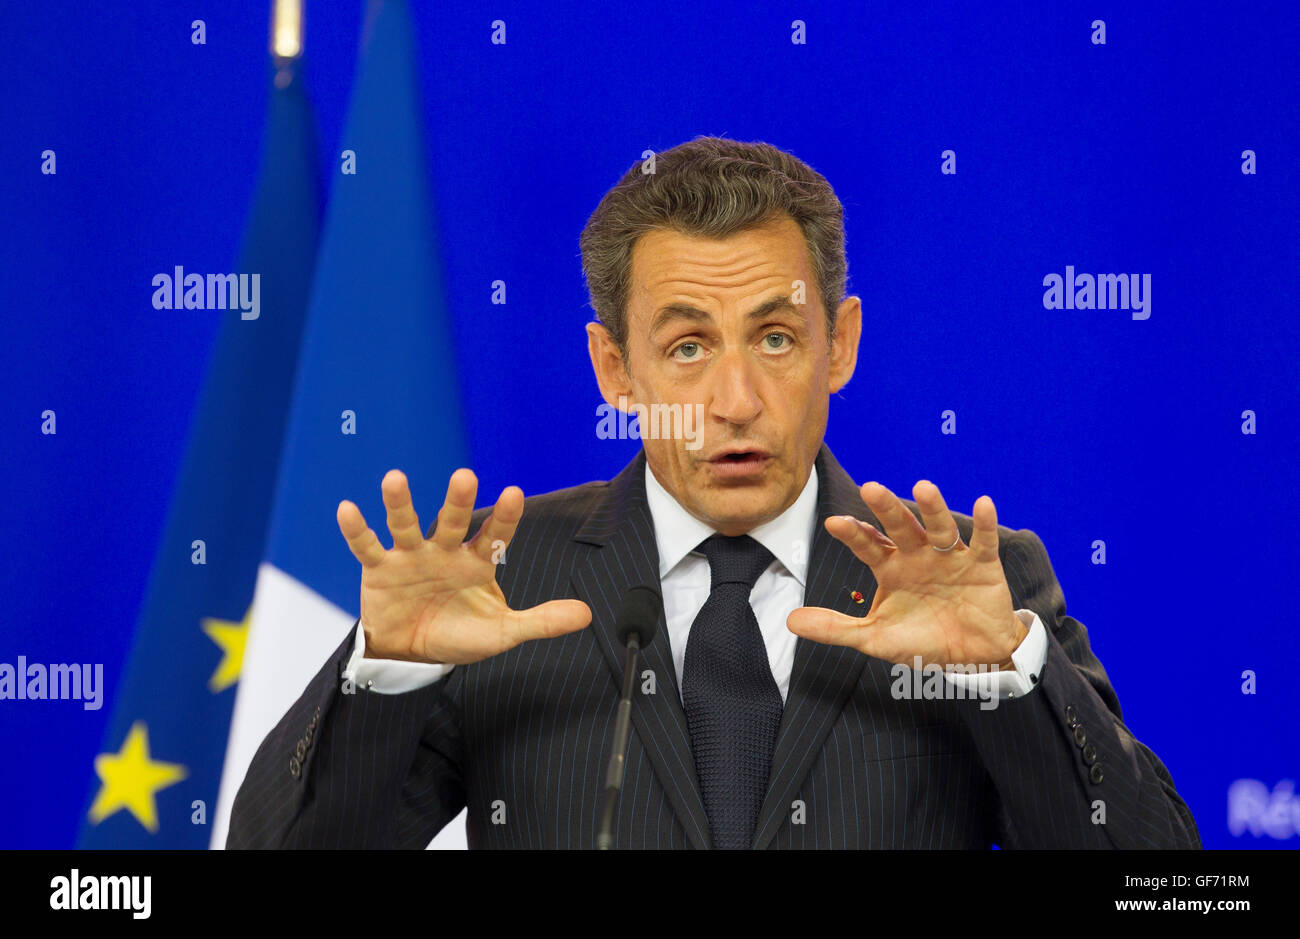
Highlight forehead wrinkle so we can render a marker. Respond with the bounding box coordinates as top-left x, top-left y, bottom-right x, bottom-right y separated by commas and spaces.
633, 224, 809, 288
627, 222, 818, 339
647, 253, 795, 288
640, 267, 797, 318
